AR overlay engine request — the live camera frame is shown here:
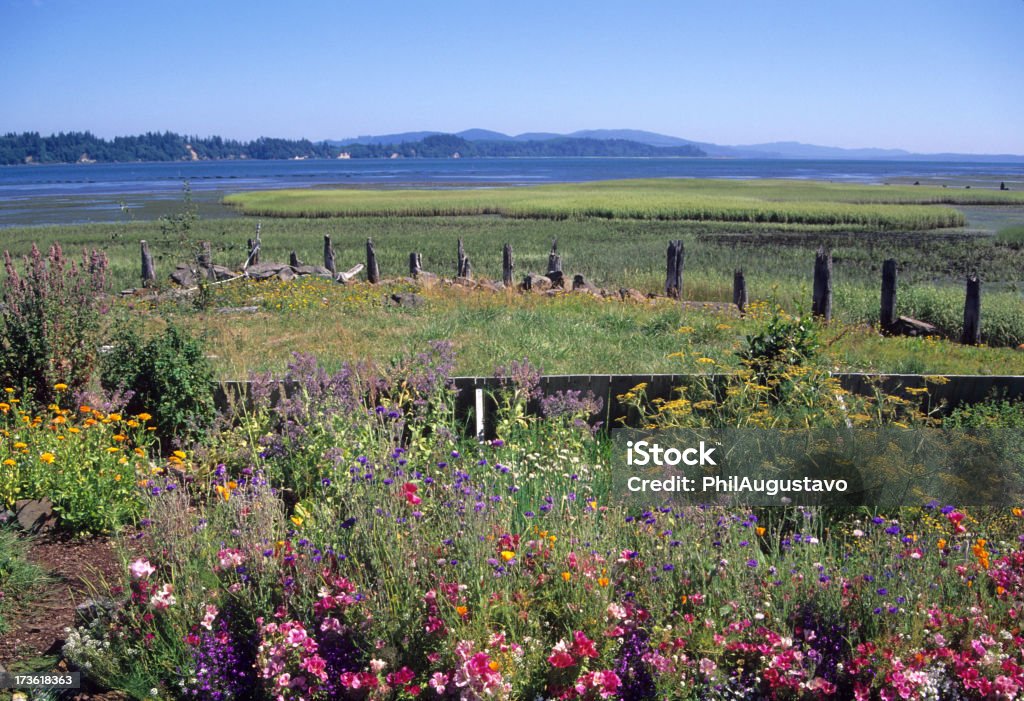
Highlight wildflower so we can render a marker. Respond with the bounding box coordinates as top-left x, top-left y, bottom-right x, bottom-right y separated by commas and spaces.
561, 571, 571, 582
151, 584, 176, 610
53, 383, 68, 391
500, 551, 516, 562
40, 452, 55, 463
130, 558, 156, 580
402, 482, 422, 506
